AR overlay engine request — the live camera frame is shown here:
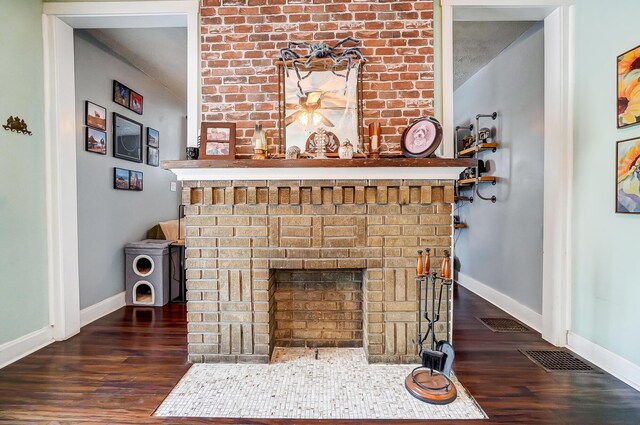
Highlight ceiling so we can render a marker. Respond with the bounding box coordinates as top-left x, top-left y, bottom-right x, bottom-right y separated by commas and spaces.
453, 21, 536, 90
81, 27, 187, 101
